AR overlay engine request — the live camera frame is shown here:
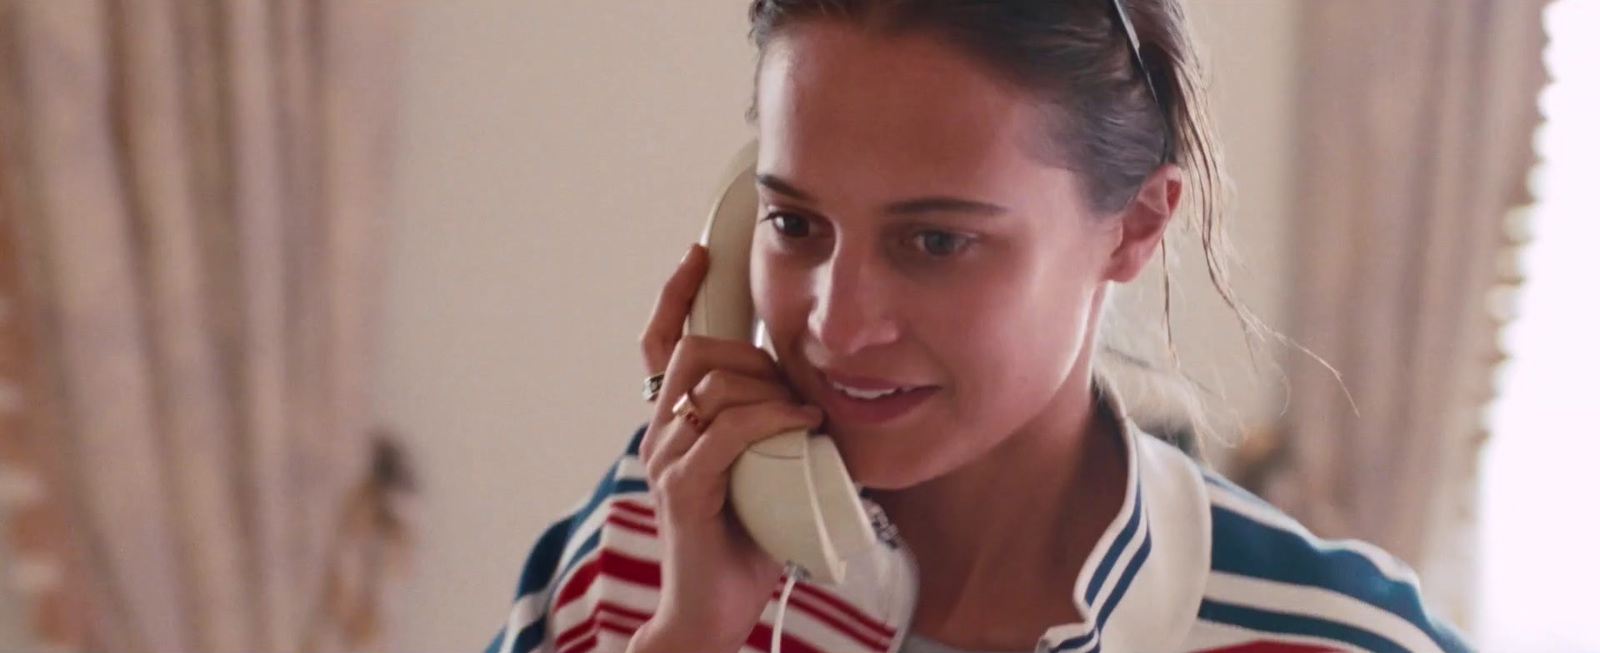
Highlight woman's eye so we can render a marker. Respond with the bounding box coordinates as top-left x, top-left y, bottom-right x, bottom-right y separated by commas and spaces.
764, 212, 812, 238
913, 230, 971, 257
